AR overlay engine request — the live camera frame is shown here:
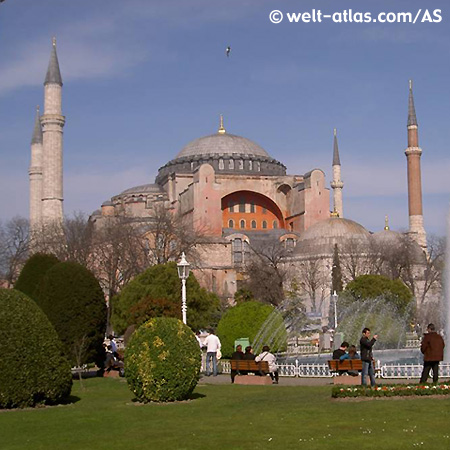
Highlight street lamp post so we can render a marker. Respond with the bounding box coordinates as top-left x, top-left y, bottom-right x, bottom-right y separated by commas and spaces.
331, 290, 338, 330
177, 252, 190, 325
